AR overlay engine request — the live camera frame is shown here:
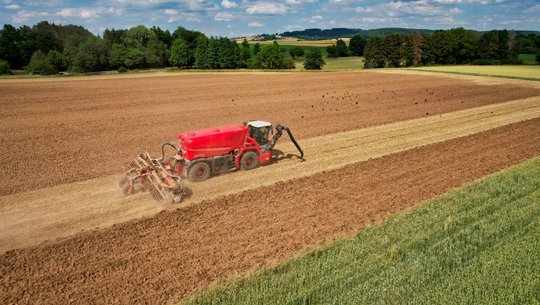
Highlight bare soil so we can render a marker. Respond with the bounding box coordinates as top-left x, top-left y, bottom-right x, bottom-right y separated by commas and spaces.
1, 118, 539, 305
1, 71, 539, 195
1, 96, 538, 254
